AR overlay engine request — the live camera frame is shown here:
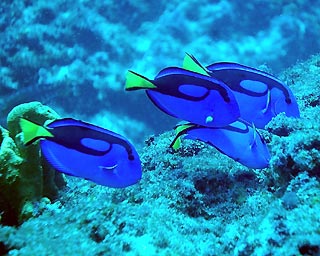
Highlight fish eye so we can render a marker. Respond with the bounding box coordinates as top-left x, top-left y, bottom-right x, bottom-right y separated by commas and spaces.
285, 98, 292, 104
128, 154, 135, 160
